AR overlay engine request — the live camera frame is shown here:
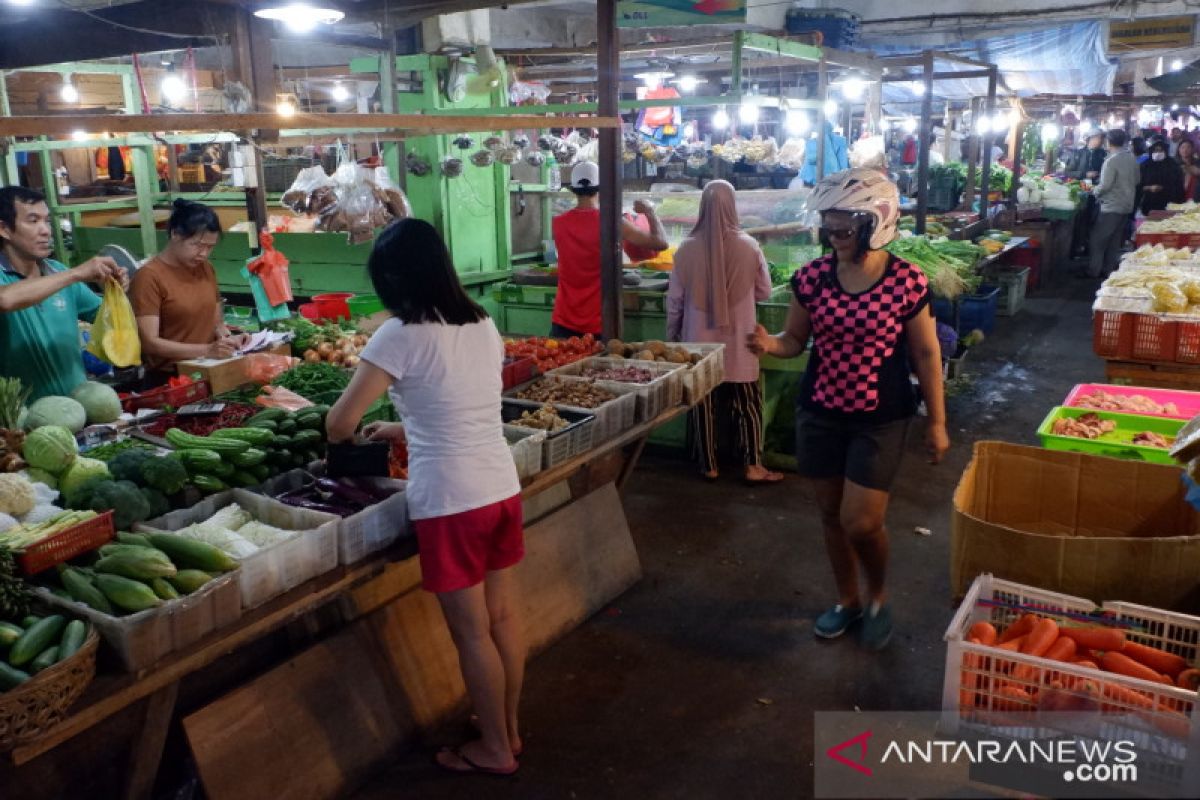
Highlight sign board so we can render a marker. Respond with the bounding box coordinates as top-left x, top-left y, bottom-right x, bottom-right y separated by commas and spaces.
618, 0, 747, 28
1108, 15, 1195, 51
